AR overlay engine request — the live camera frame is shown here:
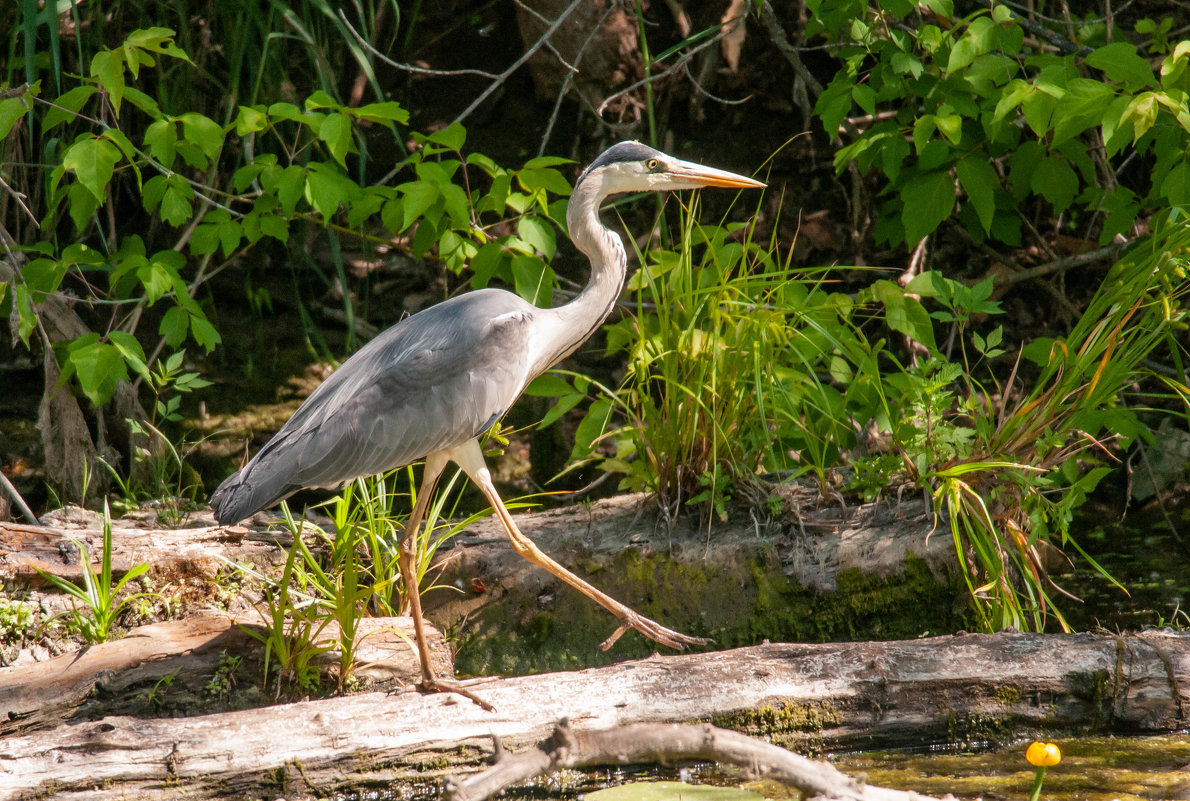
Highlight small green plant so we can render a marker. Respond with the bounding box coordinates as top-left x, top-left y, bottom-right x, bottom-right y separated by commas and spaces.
35, 501, 155, 644
275, 465, 486, 689
238, 531, 331, 697
140, 667, 180, 712
99, 350, 211, 524
0, 595, 36, 644
204, 652, 242, 702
